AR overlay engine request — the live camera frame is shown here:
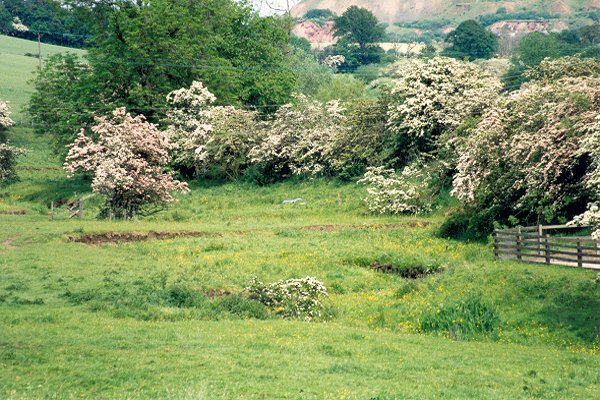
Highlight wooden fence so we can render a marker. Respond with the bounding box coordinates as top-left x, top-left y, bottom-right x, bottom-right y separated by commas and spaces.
493, 225, 600, 270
